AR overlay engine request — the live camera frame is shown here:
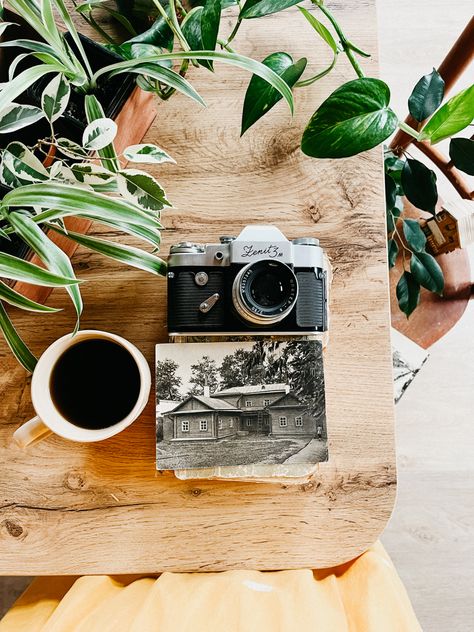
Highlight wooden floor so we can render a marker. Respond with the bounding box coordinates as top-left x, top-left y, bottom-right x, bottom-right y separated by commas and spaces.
1, 0, 473, 628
